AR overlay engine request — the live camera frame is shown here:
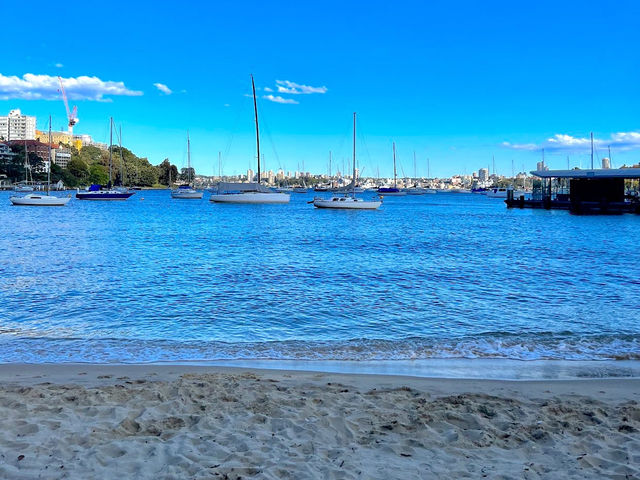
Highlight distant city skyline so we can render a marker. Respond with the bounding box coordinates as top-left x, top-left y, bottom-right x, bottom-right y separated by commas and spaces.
2, 0, 639, 178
